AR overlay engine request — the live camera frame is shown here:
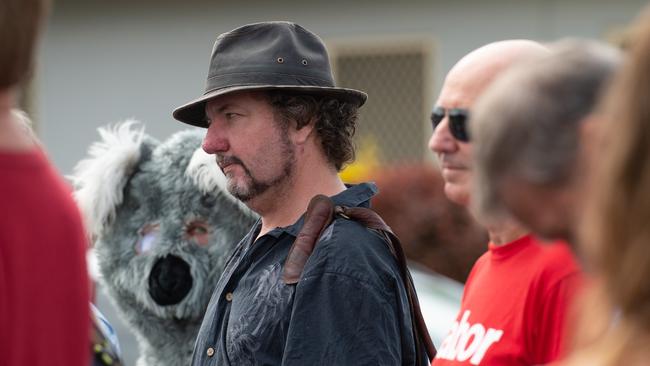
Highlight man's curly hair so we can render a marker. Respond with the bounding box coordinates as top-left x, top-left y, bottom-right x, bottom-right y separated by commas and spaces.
267, 91, 359, 171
